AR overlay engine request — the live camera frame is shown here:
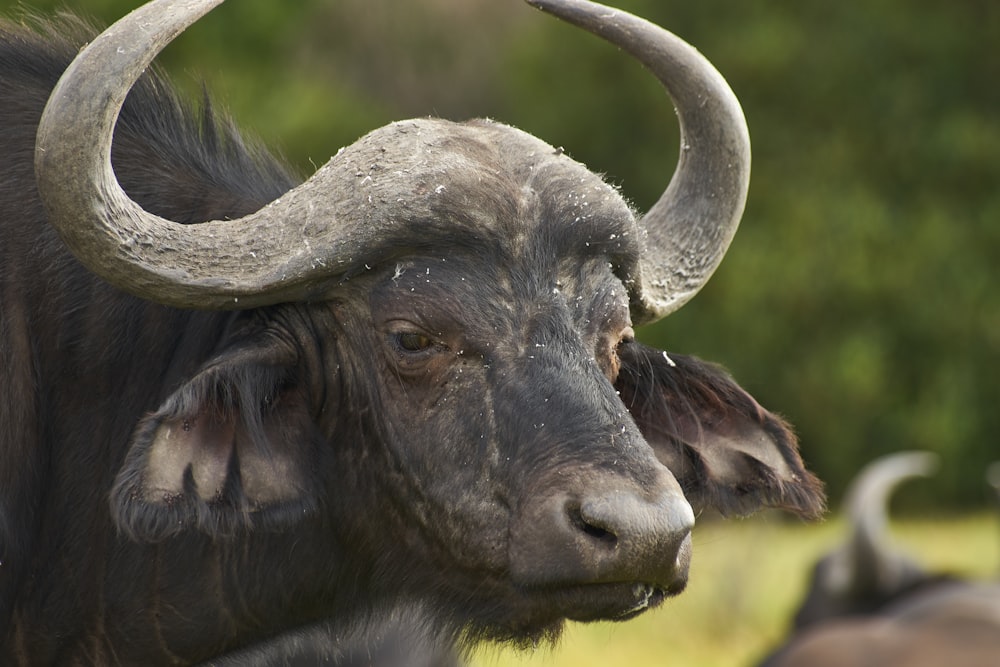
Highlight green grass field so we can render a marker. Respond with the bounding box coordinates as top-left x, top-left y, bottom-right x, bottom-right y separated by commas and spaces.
471, 513, 999, 667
